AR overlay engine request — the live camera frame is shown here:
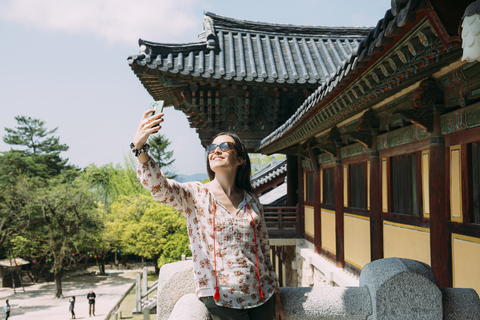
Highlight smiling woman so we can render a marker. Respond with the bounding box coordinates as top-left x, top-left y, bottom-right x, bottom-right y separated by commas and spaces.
132, 110, 285, 320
